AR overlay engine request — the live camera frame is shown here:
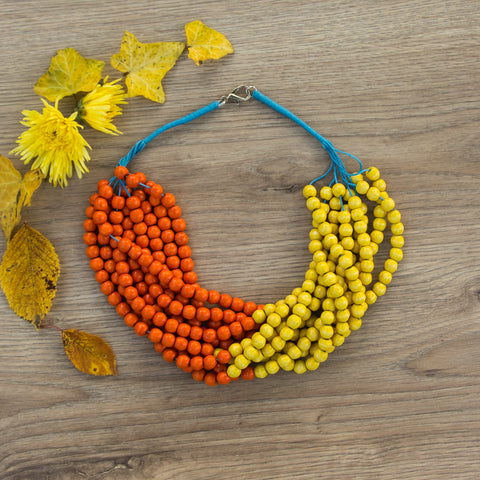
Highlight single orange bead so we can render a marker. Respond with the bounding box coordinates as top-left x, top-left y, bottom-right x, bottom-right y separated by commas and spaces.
92, 210, 107, 225
165, 318, 179, 333
219, 294, 232, 308
172, 218, 186, 232
124, 313, 139, 328
124, 286, 138, 300
148, 327, 163, 343
243, 301, 257, 316
203, 328, 216, 343
100, 280, 115, 296
183, 271, 197, 284
116, 302, 131, 317
174, 336, 188, 351
168, 205, 182, 219
203, 355, 217, 371
216, 371, 231, 385
241, 366, 255, 380
141, 305, 156, 321
204, 372, 217, 386
217, 326, 232, 341
161, 192, 176, 208
174, 232, 188, 246
190, 356, 204, 371
229, 321, 244, 338
216, 350, 231, 364
161, 333, 176, 348
130, 296, 146, 313
108, 292, 122, 306
190, 326, 203, 340
89, 257, 104, 272
191, 369, 206, 381
175, 354, 190, 370
153, 312, 167, 327
196, 307, 211, 322
94, 197, 109, 212
115, 166, 129, 180
95, 269, 109, 283
168, 300, 183, 316
162, 348, 177, 362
